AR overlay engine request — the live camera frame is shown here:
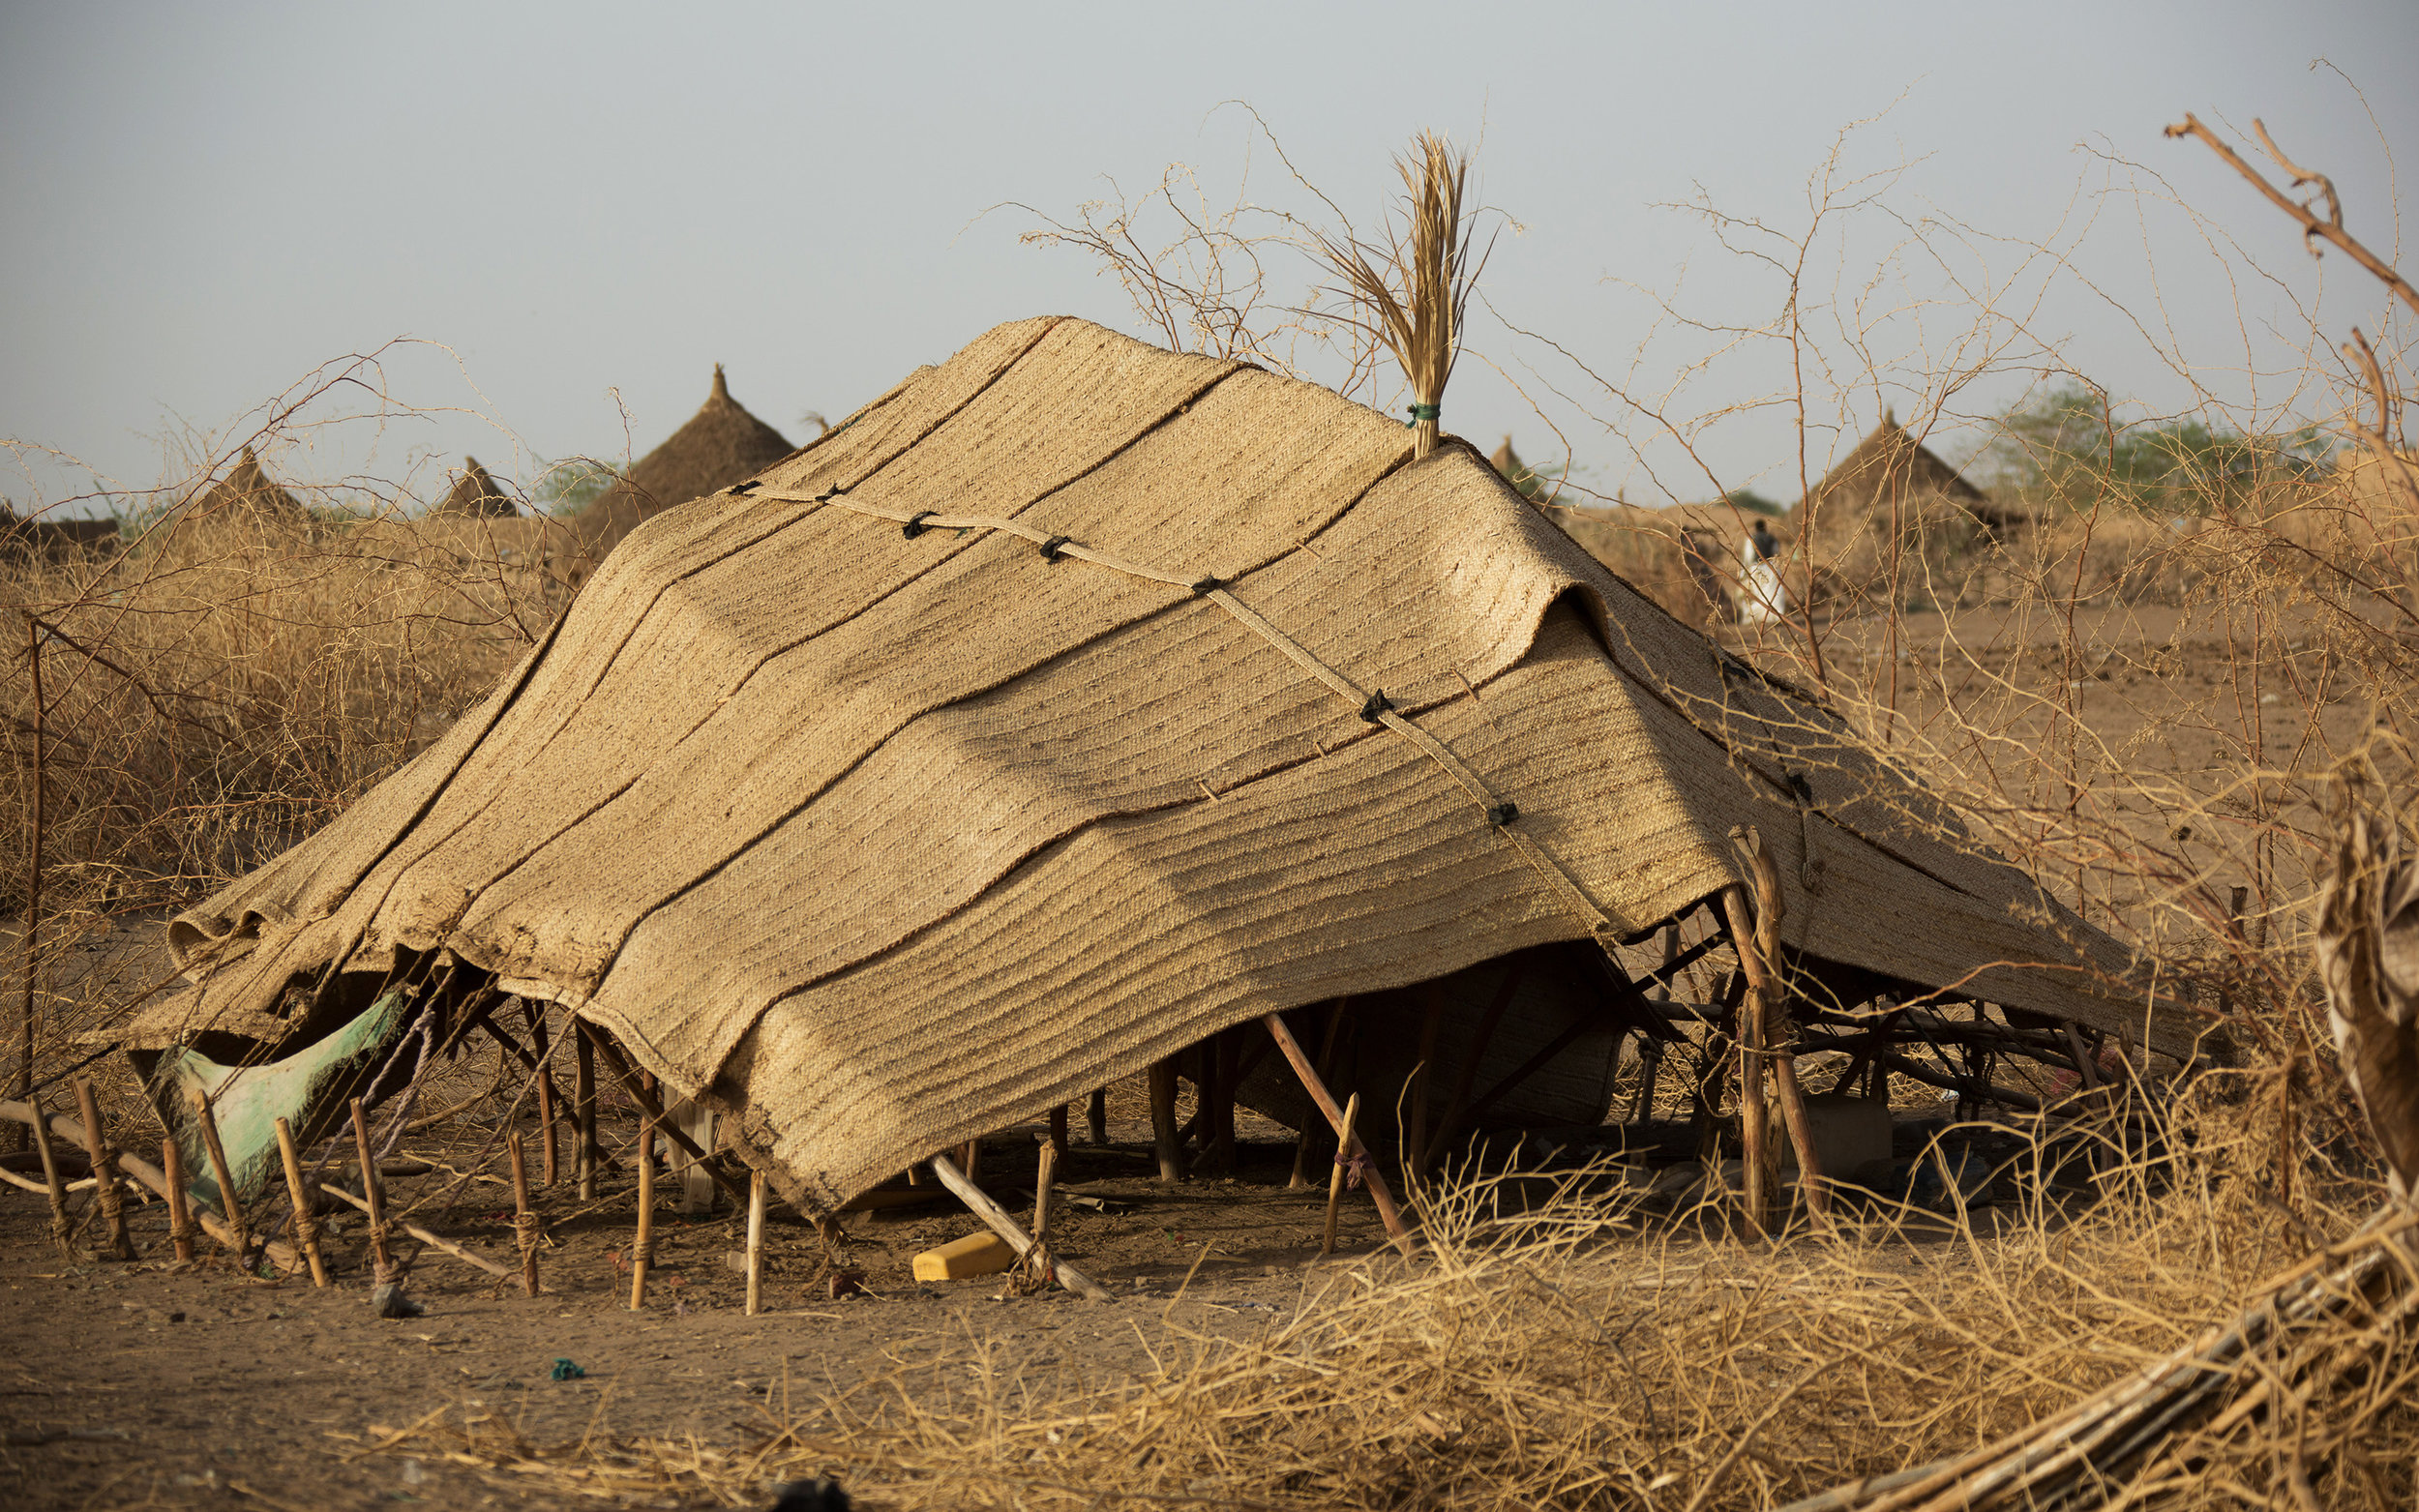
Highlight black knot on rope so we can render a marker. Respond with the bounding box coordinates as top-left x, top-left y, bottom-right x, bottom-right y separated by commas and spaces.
1189, 575, 1222, 597
728, 479, 762, 496
1486, 800, 1520, 828
902, 511, 936, 539
815, 485, 850, 502
1038, 534, 1073, 562
1359, 690, 1394, 724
